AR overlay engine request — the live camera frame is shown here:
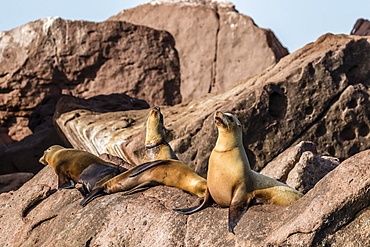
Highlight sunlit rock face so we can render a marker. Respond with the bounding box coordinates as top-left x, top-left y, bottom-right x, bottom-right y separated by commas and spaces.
109, 0, 288, 102
0, 17, 181, 142
56, 34, 370, 177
